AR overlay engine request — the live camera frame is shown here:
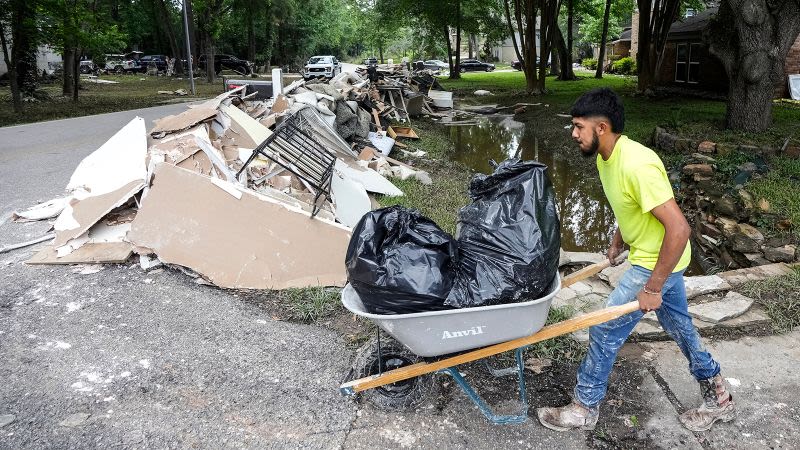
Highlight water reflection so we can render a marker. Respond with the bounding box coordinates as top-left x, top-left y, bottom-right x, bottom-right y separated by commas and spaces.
450, 116, 615, 254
